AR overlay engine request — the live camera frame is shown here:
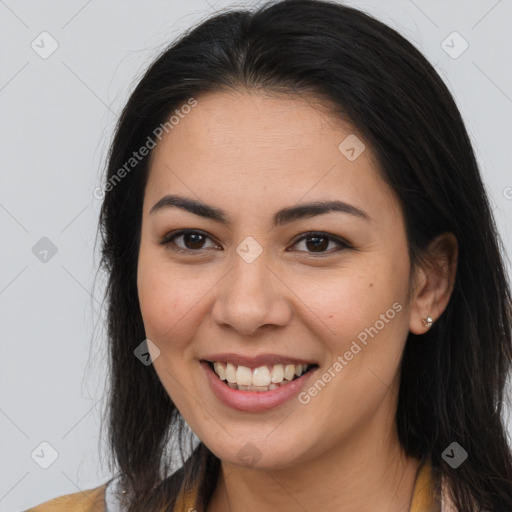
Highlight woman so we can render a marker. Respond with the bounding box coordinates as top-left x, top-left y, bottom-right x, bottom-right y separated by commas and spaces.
26, 0, 512, 510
